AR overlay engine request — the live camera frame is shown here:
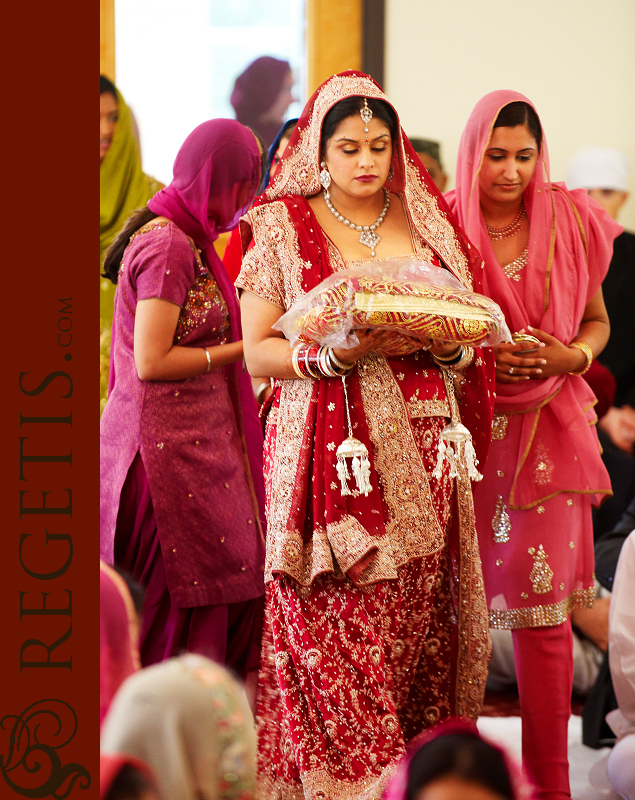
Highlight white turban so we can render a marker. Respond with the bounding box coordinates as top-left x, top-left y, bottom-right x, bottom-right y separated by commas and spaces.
566, 146, 631, 192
